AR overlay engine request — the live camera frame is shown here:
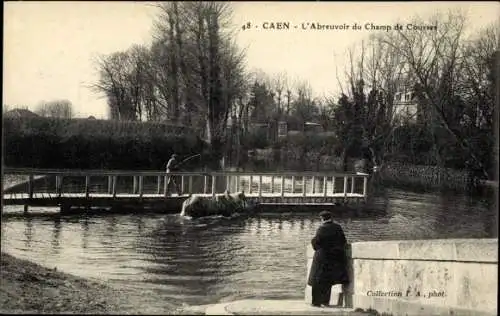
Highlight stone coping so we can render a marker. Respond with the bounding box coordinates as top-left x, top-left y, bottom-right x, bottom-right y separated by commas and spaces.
307, 239, 498, 263
204, 299, 364, 315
